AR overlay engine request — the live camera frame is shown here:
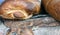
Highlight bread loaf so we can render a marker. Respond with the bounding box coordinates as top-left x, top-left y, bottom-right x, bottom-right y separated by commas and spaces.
42, 0, 60, 21
0, 0, 41, 19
